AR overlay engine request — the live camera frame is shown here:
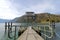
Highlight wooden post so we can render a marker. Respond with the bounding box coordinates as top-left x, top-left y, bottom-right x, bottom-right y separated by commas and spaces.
5, 22, 7, 33
11, 22, 12, 33
8, 22, 13, 39
8, 22, 10, 38
14, 26, 16, 40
